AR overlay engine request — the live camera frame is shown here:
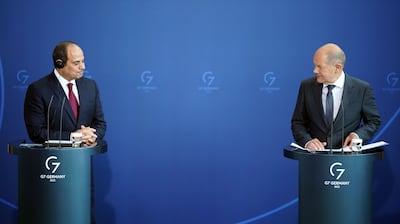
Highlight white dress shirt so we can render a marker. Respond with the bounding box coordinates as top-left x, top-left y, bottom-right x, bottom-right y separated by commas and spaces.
54, 69, 80, 104
322, 71, 344, 120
